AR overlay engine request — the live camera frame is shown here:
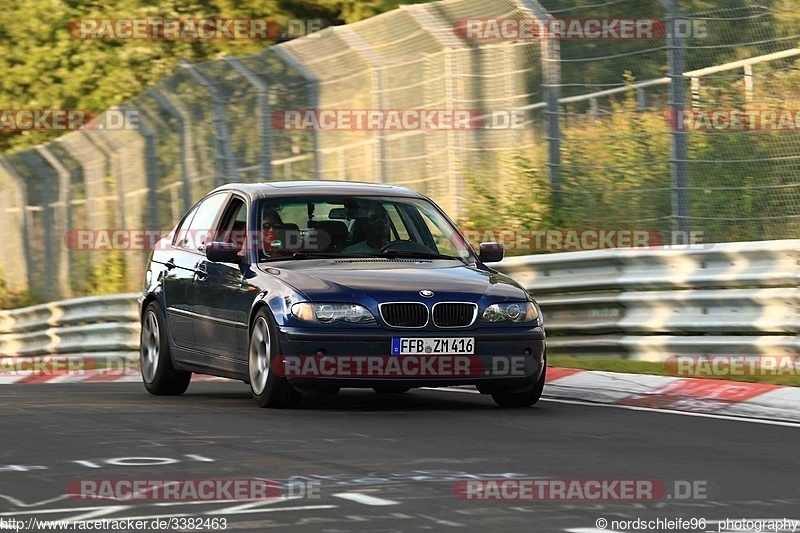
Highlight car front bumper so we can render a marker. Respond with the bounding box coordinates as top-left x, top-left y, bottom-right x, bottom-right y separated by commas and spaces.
275, 325, 546, 392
